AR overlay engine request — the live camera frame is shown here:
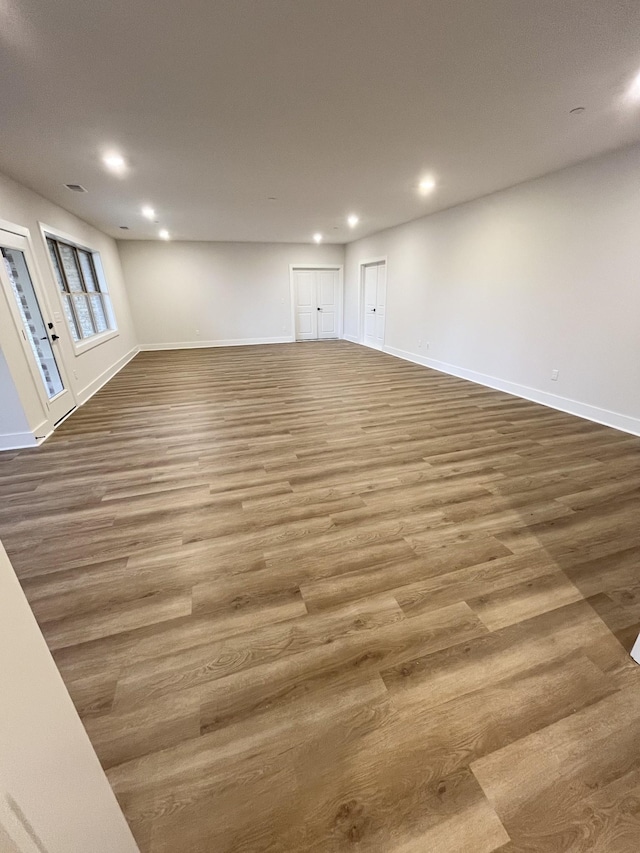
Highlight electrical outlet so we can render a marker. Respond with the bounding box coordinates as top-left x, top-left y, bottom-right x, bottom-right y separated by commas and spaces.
418, 339, 422, 348
282, 325, 286, 332
195, 329, 200, 337
551, 369, 559, 381
426, 341, 430, 351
